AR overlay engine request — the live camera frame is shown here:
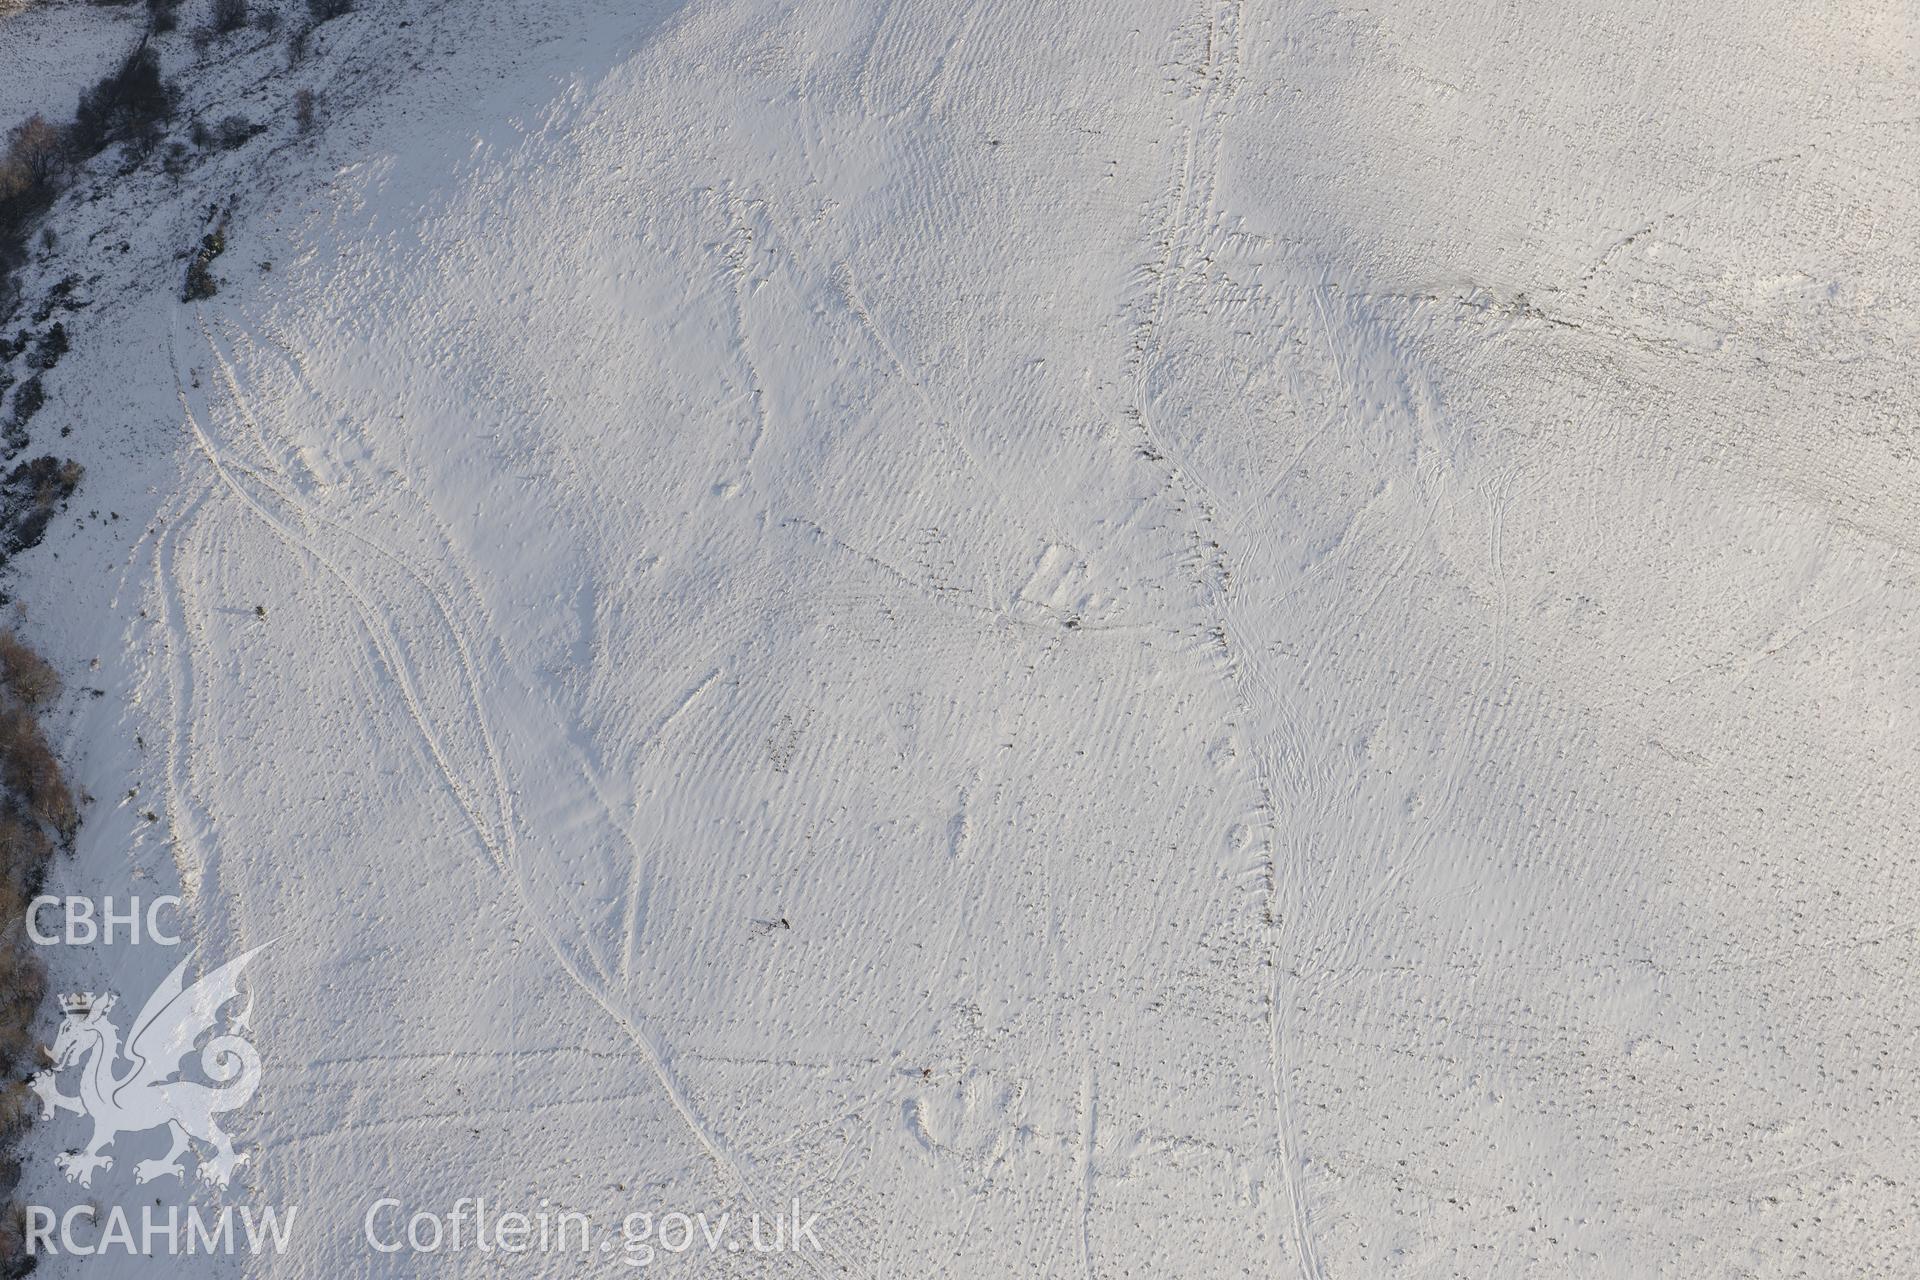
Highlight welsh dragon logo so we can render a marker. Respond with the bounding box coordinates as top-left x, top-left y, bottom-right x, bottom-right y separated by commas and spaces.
29, 946, 267, 1188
